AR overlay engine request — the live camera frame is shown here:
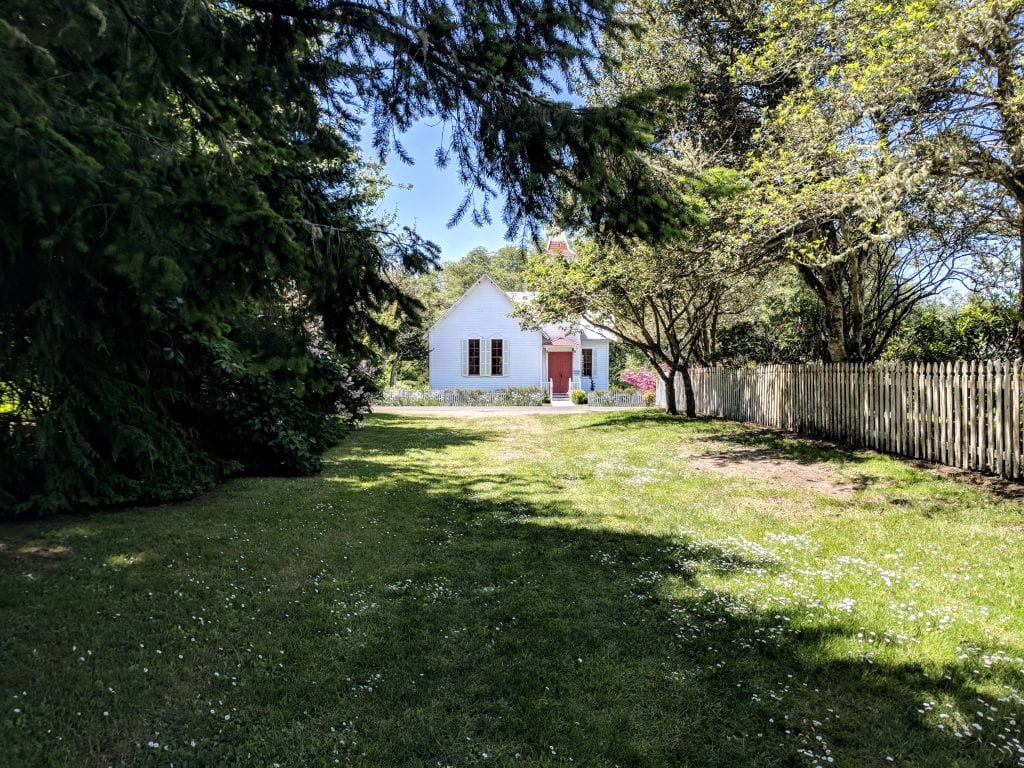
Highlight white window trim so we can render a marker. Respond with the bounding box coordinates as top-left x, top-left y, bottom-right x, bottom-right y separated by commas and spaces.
481, 337, 491, 377
465, 336, 511, 378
